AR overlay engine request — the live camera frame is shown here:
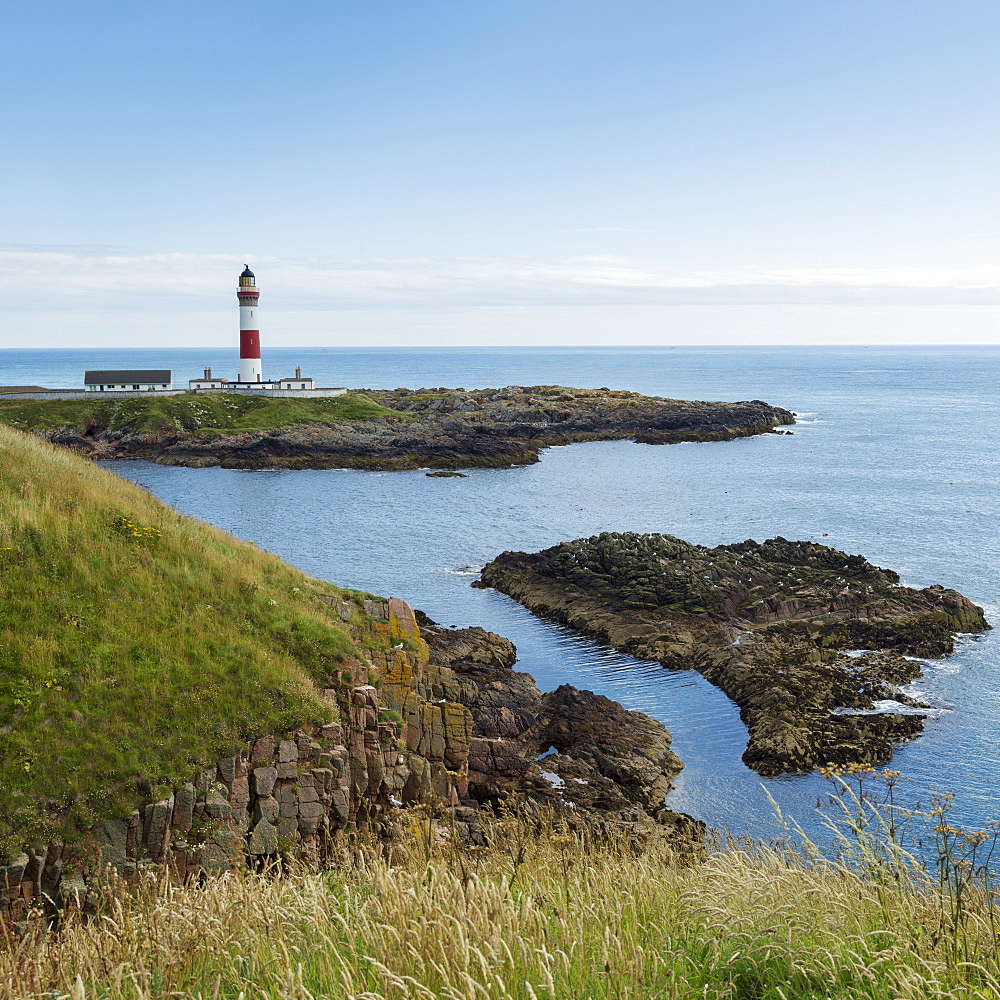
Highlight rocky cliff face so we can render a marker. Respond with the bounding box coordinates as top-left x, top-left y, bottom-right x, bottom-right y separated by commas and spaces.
39, 386, 794, 470
411, 614, 699, 841
1, 595, 700, 926
478, 533, 990, 777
